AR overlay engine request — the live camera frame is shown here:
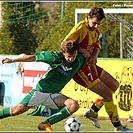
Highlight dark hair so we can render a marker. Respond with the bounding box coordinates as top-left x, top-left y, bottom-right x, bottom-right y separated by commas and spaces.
88, 6, 105, 20
61, 40, 78, 53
